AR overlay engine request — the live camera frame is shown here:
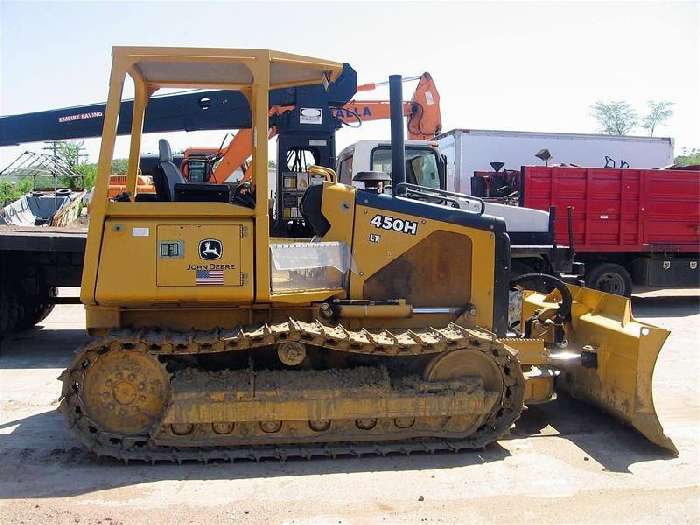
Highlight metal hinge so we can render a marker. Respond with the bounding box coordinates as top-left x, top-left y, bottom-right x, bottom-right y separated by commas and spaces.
241, 226, 249, 238
241, 273, 248, 285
